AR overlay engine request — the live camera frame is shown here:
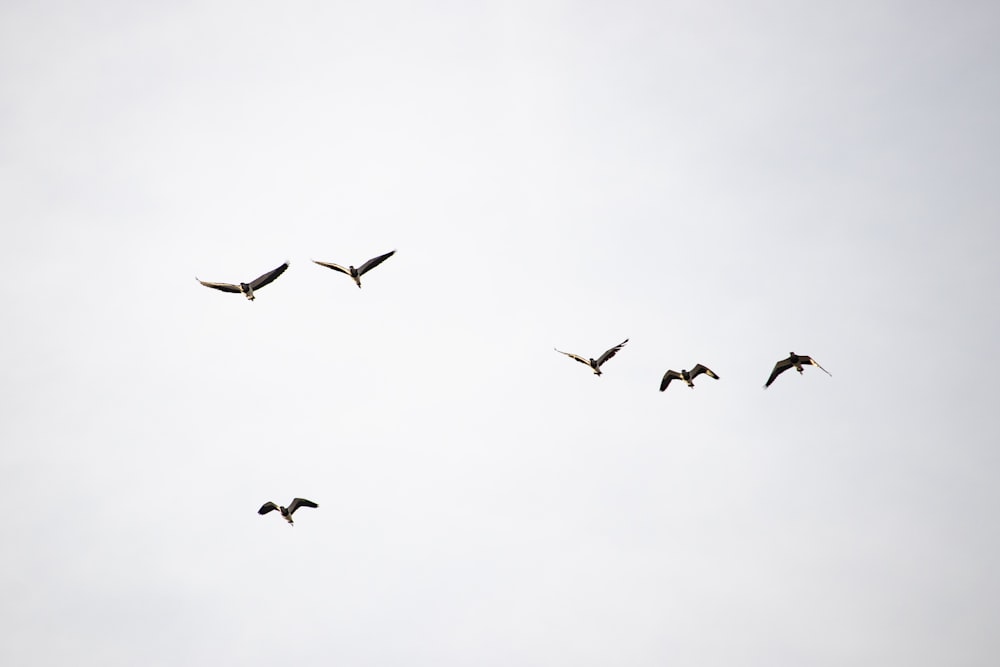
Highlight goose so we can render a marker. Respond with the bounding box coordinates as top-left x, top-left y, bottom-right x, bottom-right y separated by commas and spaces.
313, 250, 395, 288
660, 364, 719, 391
764, 352, 831, 388
258, 498, 319, 525
554, 339, 628, 376
196, 262, 289, 301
